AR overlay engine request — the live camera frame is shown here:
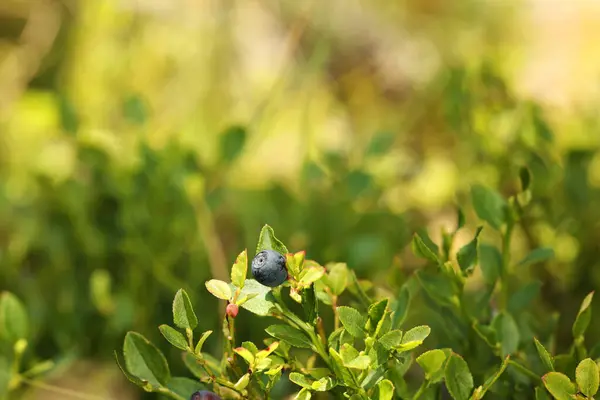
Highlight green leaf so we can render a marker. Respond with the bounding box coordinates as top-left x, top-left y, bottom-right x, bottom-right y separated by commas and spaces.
265, 325, 312, 348
234, 347, 255, 365
457, 226, 483, 274
369, 342, 390, 367
479, 244, 502, 286
325, 263, 349, 296
328, 327, 343, 349
471, 184, 507, 230
167, 377, 204, 399
520, 166, 532, 191
493, 312, 520, 357
302, 285, 318, 325
123, 332, 170, 388
379, 330, 403, 350
299, 266, 325, 286
194, 330, 213, 354
392, 284, 411, 328
573, 291, 594, 339
411, 232, 440, 264
542, 372, 577, 400
377, 379, 394, 400
337, 306, 367, 338
231, 249, 248, 289
220, 125, 247, 163
517, 248, 554, 267
534, 337, 555, 372
367, 131, 395, 157
367, 299, 389, 332
340, 329, 354, 347
295, 388, 312, 400
114, 351, 145, 388
256, 342, 279, 360
444, 353, 474, 400
237, 279, 276, 316
204, 280, 232, 301
256, 224, 288, 255
290, 372, 314, 388
457, 207, 466, 231
0, 291, 29, 342
234, 373, 250, 391
329, 348, 356, 388
375, 310, 392, 338
158, 325, 188, 351
311, 376, 336, 391
345, 355, 371, 370
417, 349, 448, 383
397, 325, 431, 351
172, 289, 198, 331
236, 292, 259, 306
340, 343, 360, 364
576, 358, 599, 397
